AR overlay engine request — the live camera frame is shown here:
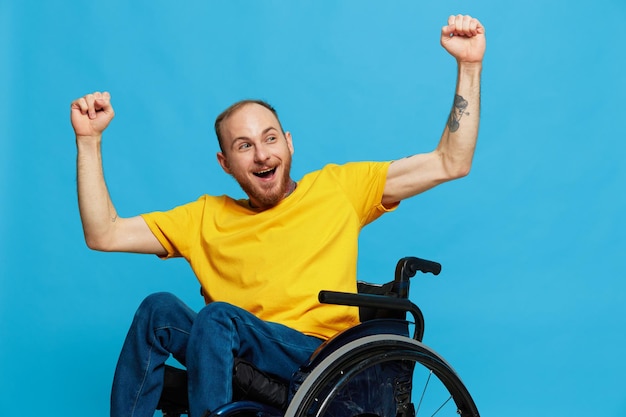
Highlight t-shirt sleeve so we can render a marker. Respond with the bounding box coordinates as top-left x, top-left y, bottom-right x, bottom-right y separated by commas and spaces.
328, 161, 399, 226
140, 196, 207, 259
